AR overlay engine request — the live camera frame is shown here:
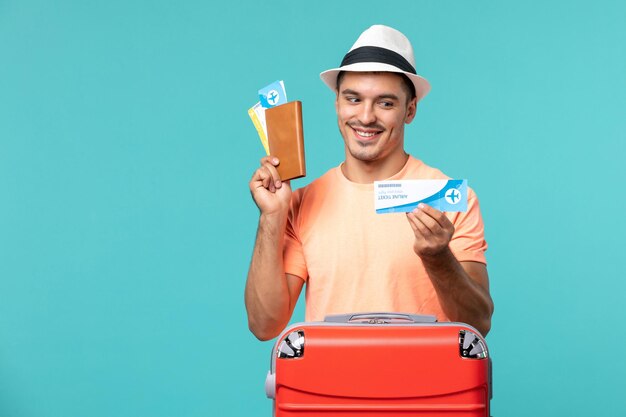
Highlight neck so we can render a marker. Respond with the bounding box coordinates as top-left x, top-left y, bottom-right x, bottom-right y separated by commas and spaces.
342, 152, 409, 183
